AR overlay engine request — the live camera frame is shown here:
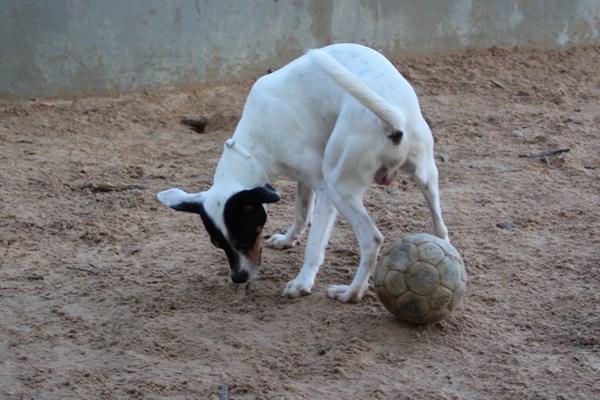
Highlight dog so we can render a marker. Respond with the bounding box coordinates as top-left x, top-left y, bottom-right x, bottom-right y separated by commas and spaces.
157, 43, 449, 303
